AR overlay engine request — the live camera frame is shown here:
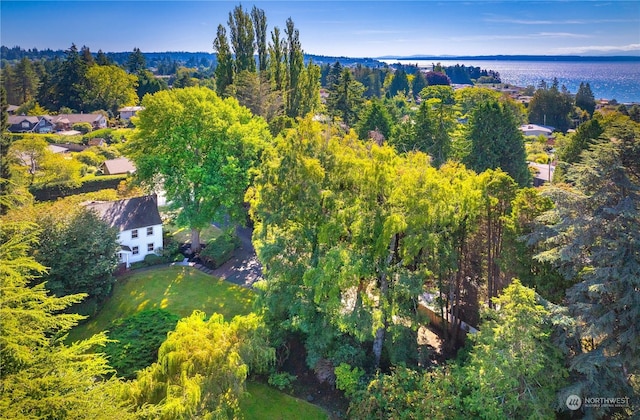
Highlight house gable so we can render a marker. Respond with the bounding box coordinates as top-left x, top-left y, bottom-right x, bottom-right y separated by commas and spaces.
85, 195, 163, 266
